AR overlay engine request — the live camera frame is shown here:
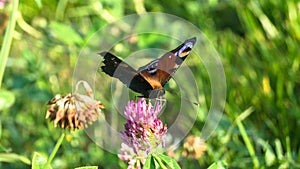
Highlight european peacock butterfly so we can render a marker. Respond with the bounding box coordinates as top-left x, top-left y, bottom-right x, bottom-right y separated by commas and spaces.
99, 37, 196, 98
